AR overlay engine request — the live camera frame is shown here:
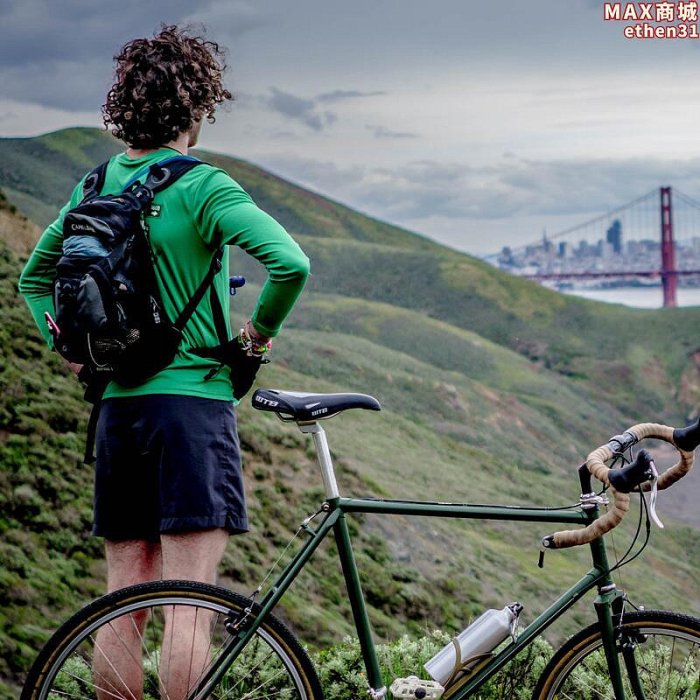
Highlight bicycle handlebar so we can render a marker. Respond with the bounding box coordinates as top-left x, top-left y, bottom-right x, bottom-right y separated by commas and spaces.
542, 420, 698, 550
607, 448, 656, 493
